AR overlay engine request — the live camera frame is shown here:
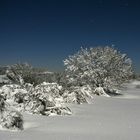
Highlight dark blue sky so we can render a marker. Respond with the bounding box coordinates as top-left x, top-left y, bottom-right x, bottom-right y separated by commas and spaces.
0, 0, 140, 72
